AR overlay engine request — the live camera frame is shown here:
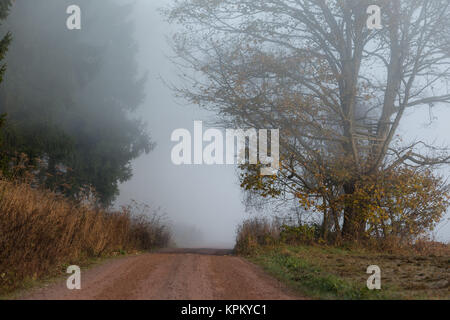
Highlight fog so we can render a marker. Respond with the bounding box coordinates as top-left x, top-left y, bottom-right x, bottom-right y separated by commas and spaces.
1, 1, 448, 248
115, 0, 449, 245
116, 0, 248, 248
